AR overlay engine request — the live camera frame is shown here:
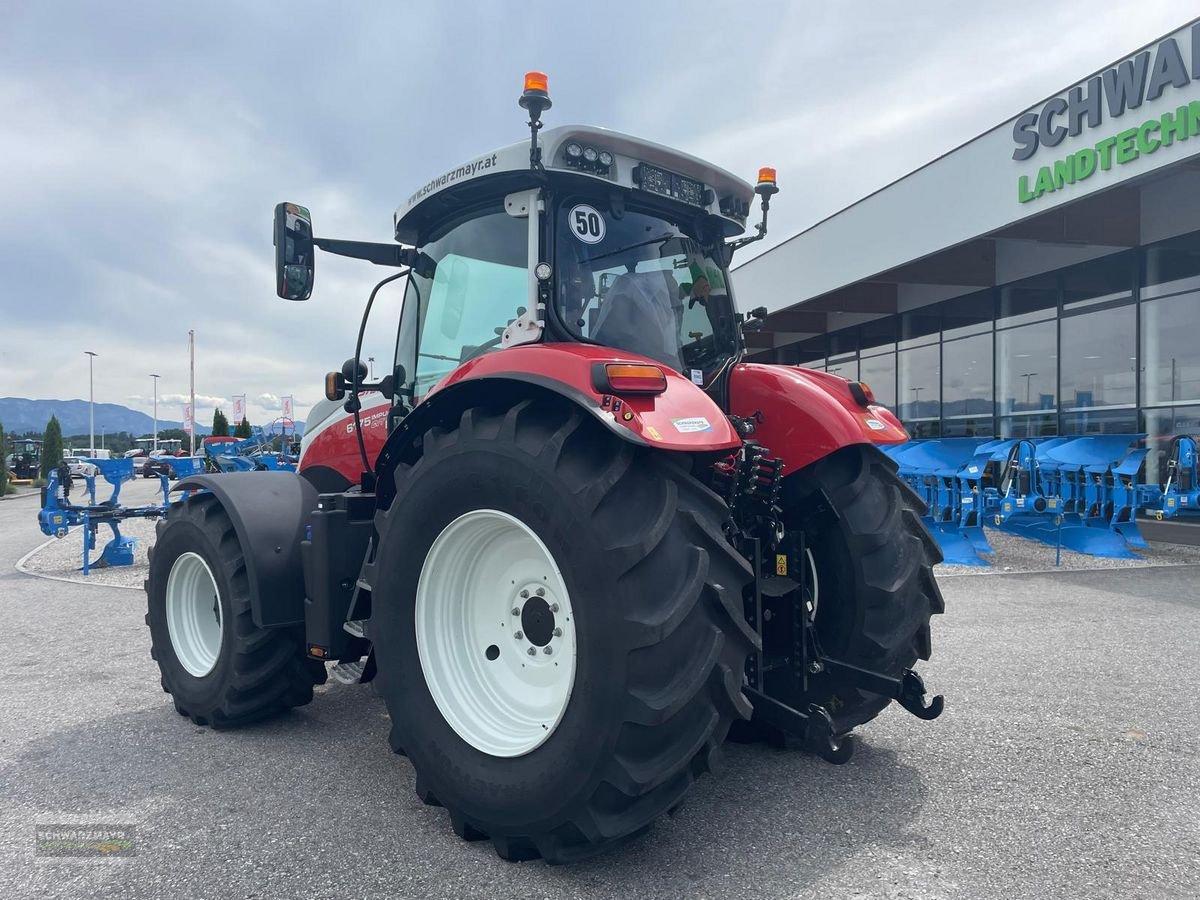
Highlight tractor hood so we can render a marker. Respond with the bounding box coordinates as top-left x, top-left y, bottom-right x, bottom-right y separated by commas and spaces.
394, 125, 755, 244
